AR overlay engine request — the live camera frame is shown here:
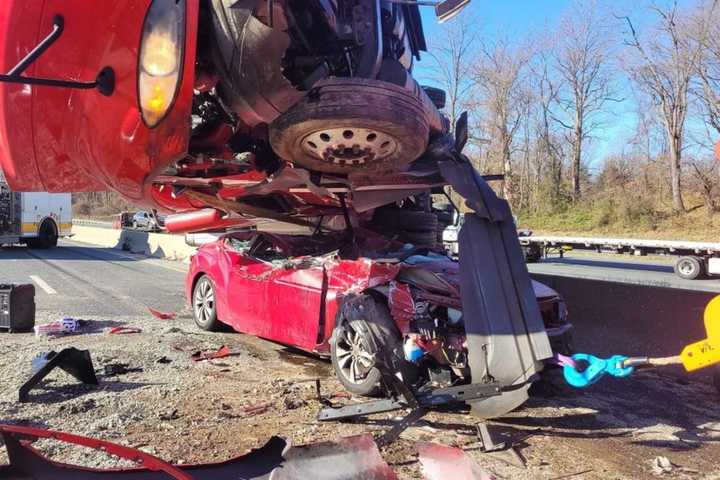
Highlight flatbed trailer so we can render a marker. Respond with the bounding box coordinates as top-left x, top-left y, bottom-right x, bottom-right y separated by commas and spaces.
518, 235, 720, 280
